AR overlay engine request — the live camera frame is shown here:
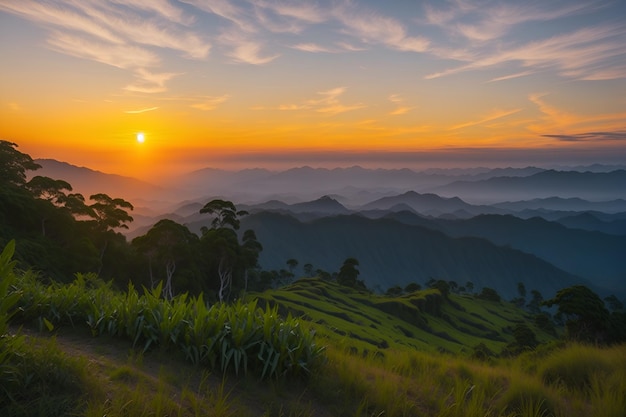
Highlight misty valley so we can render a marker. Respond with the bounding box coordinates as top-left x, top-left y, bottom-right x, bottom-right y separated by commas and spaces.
2, 140, 626, 416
